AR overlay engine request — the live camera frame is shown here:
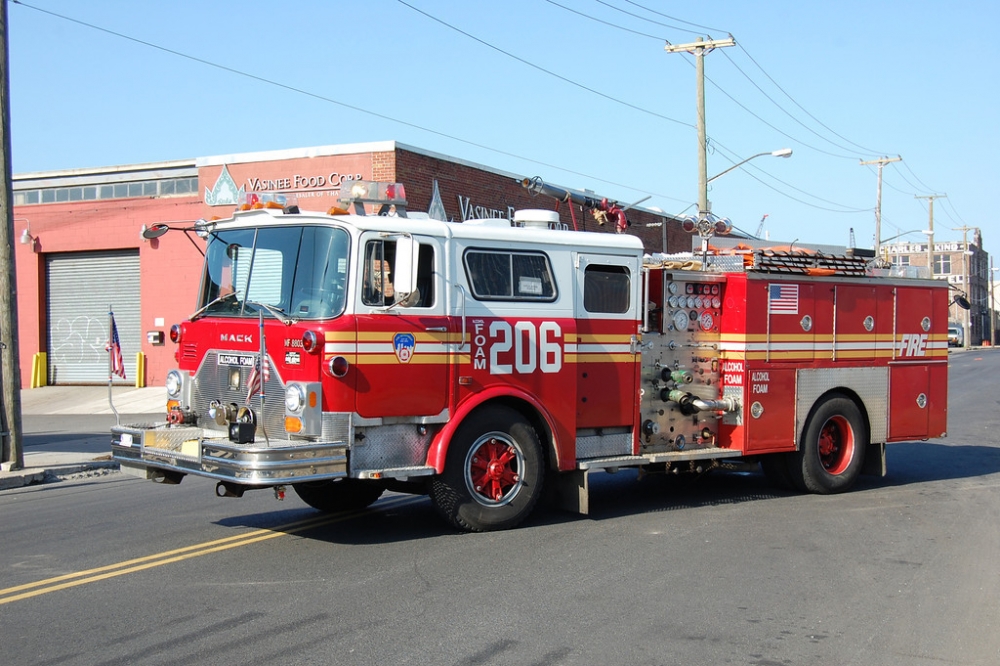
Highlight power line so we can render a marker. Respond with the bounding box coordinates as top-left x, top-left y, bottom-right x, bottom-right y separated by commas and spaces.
612, 2, 890, 160
900, 159, 939, 194
719, 50, 866, 158
541, 0, 665, 40
398, 0, 691, 128
735, 44, 888, 156
9, 0, 687, 204
618, 0, 730, 34
699, 66, 857, 159
590, 0, 707, 36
